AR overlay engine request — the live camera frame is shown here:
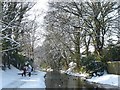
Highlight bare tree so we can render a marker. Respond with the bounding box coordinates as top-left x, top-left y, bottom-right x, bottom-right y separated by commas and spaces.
1, 2, 35, 69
